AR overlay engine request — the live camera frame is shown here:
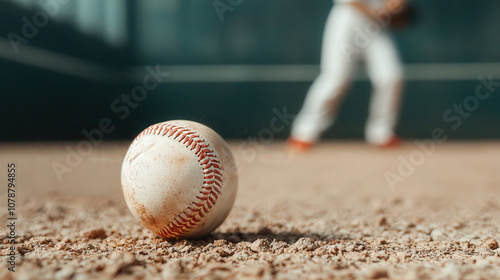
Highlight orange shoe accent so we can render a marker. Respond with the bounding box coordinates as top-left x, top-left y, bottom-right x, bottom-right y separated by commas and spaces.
375, 136, 401, 149
288, 138, 313, 152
